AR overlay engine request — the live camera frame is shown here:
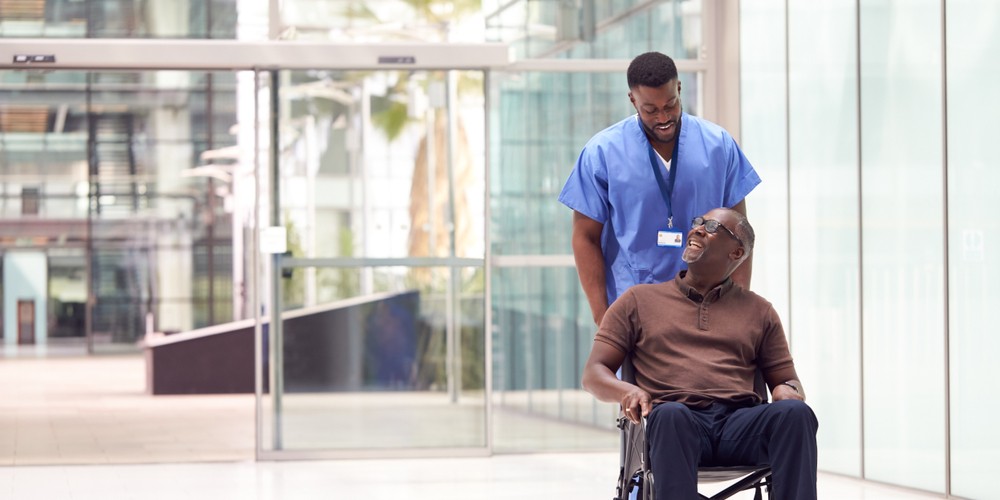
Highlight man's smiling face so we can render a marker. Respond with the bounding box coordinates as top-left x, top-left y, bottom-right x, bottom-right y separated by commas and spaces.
682, 209, 742, 266
630, 79, 683, 146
